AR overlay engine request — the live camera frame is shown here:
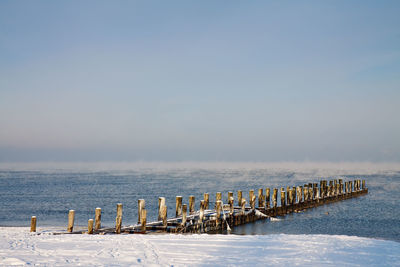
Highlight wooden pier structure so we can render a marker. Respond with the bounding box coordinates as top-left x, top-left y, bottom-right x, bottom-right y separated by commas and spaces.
31, 179, 368, 234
